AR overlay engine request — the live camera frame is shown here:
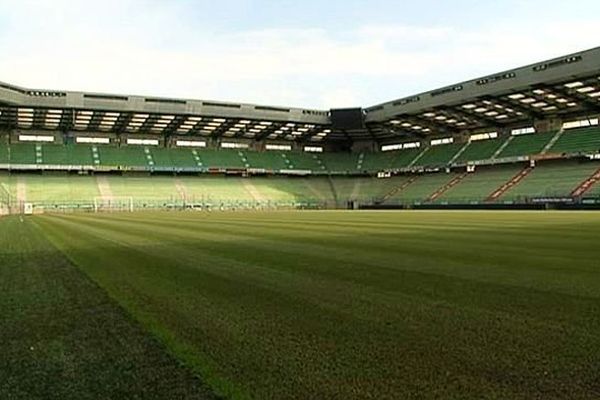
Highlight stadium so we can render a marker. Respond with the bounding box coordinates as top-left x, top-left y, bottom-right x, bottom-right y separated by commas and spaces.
2, 2, 600, 400
2, 48, 600, 213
